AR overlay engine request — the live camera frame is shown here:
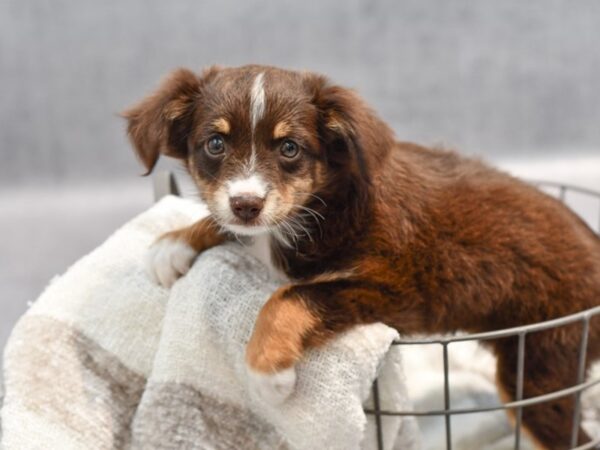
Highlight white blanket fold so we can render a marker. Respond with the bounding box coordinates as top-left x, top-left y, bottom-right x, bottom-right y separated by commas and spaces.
1, 196, 418, 450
